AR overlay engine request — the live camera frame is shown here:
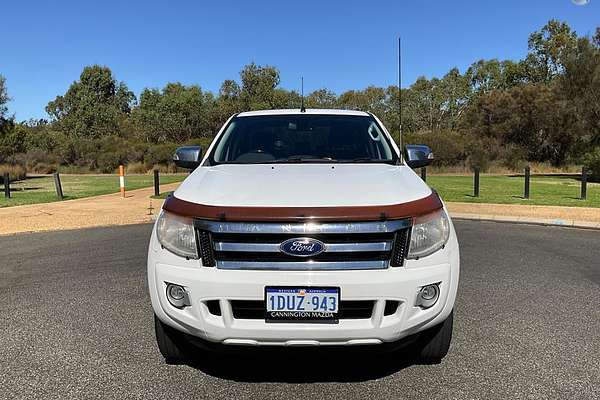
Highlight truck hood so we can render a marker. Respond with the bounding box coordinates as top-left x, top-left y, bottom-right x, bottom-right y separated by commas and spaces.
174, 164, 432, 207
